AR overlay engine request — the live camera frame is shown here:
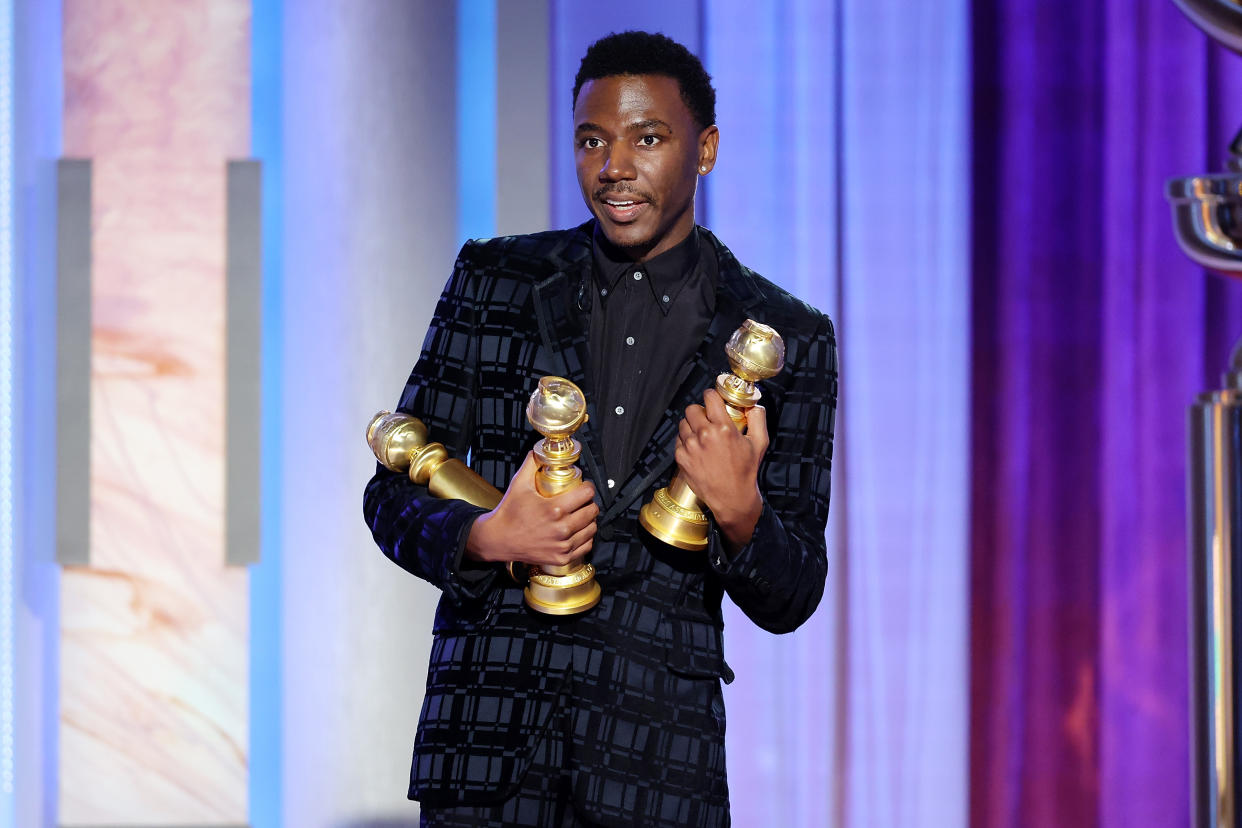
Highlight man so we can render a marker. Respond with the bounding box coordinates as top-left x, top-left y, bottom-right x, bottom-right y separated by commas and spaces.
364, 30, 837, 827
